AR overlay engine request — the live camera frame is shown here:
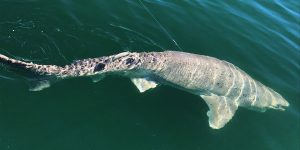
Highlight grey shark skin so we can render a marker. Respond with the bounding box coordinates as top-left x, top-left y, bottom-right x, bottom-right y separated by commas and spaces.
0, 51, 289, 129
